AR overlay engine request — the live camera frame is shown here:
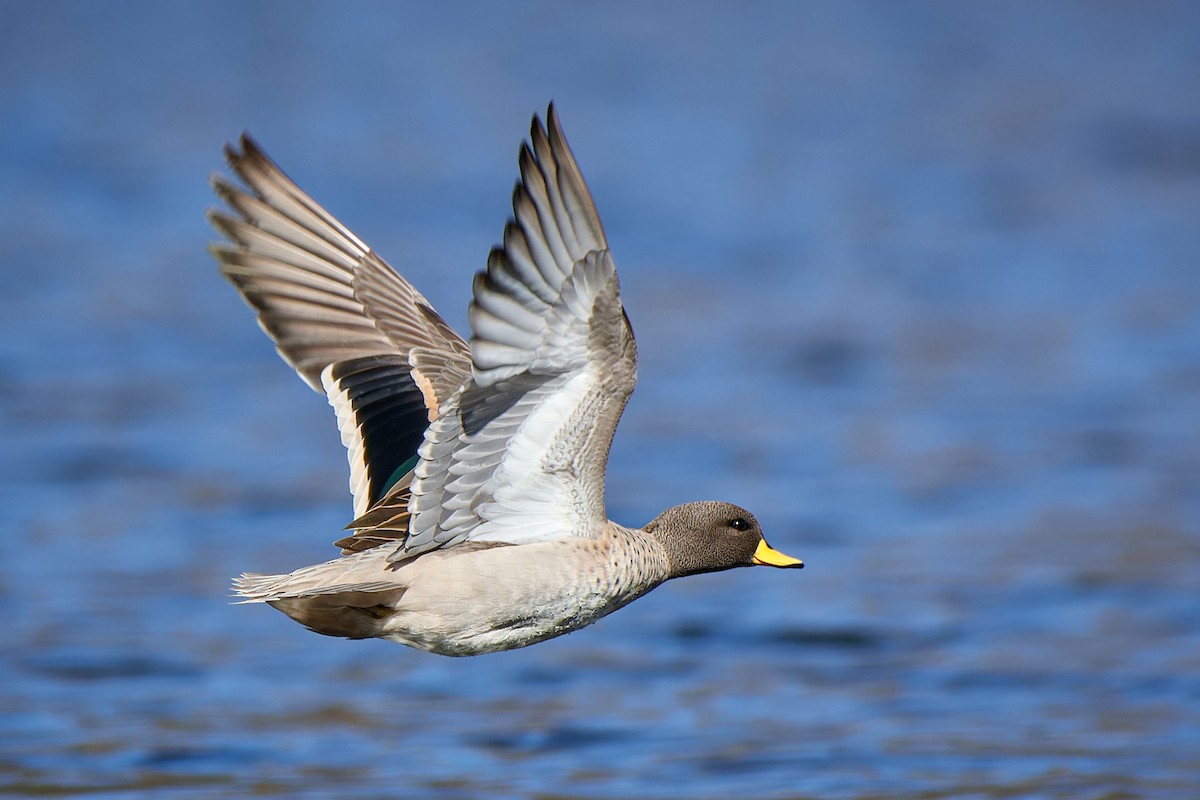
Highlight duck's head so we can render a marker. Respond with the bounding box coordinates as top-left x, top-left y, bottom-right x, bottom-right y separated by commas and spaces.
643, 501, 804, 579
